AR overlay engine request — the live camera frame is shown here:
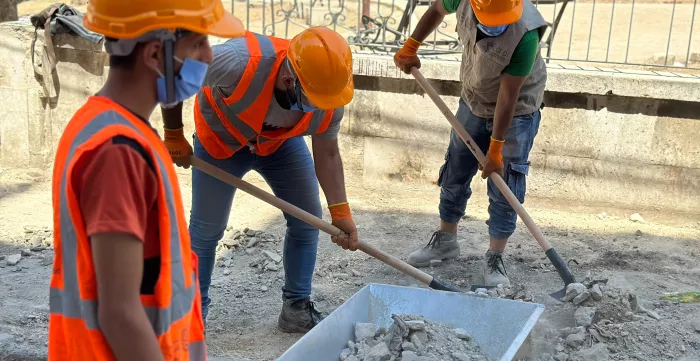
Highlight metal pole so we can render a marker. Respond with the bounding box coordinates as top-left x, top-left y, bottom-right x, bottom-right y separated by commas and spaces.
605, 0, 617, 62
664, 0, 678, 66
685, 0, 698, 67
